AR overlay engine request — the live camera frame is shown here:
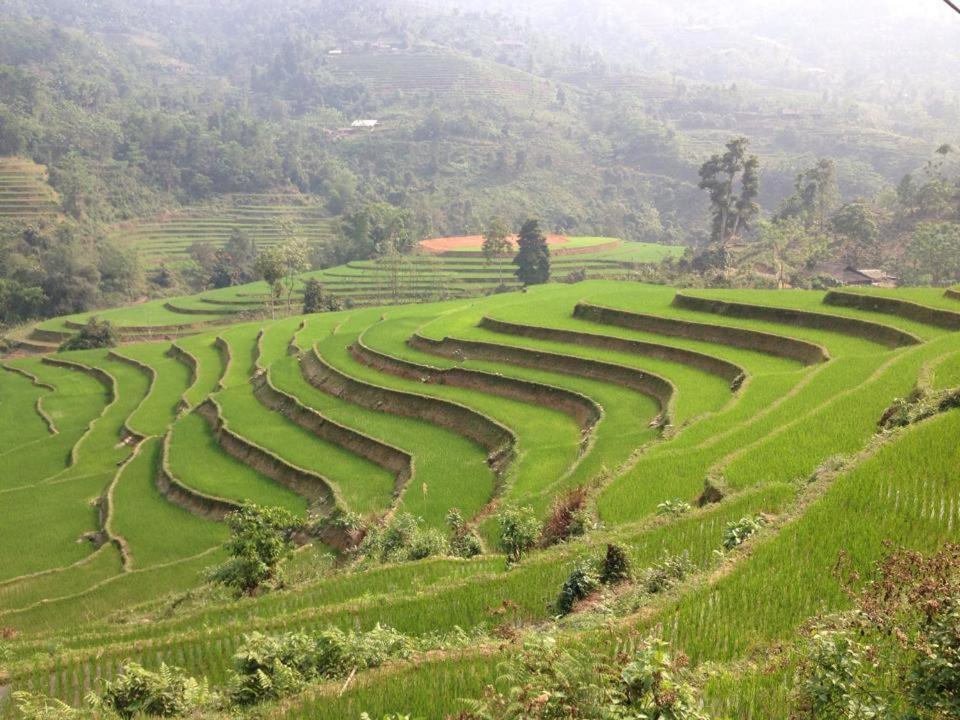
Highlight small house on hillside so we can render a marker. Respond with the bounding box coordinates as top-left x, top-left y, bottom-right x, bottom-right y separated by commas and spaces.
816, 263, 898, 288
350, 119, 379, 130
